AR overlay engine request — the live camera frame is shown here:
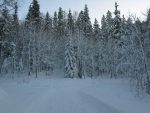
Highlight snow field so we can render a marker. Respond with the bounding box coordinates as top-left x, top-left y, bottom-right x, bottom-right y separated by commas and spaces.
0, 78, 150, 113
